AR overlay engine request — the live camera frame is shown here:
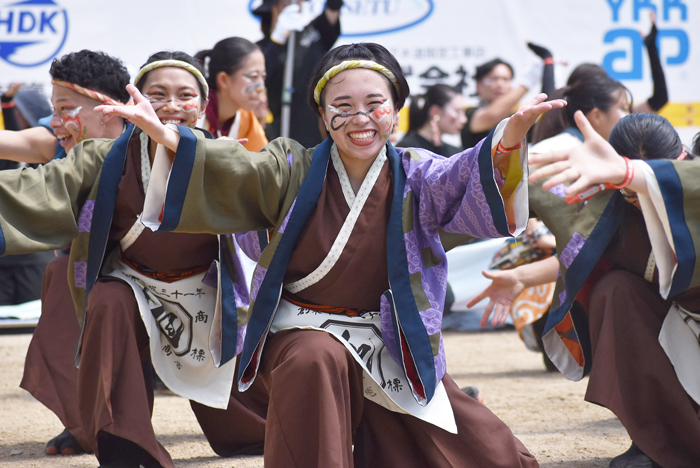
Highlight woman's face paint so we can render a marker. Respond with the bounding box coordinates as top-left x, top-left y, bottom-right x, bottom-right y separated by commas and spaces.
219, 50, 266, 112
320, 68, 399, 167
140, 67, 205, 128
50, 85, 108, 151
328, 99, 394, 138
